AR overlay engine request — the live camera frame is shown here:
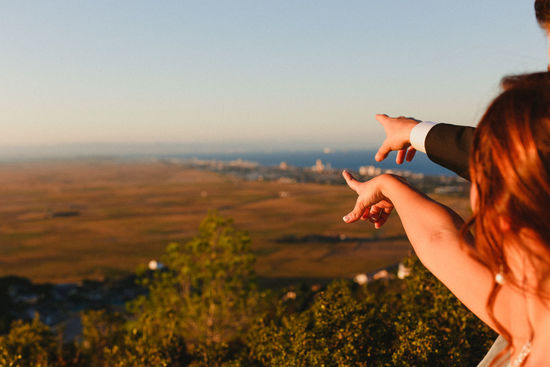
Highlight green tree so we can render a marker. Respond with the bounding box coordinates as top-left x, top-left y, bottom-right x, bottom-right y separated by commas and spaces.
127, 211, 260, 366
